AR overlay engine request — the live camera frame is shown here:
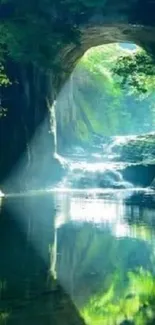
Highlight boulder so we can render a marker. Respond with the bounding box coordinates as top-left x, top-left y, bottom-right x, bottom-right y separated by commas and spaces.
68, 169, 131, 189
112, 134, 155, 163
121, 163, 155, 187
